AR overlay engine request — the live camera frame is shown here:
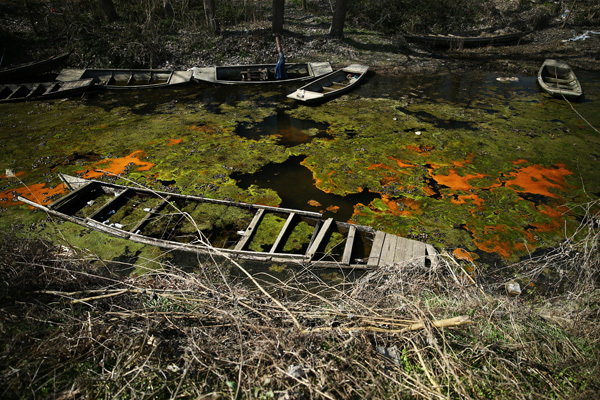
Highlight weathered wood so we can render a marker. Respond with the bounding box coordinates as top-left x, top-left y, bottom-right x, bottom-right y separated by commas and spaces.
341, 225, 356, 265
426, 244, 439, 267
235, 208, 265, 251
87, 188, 130, 221
306, 218, 334, 260
130, 196, 171, 233
49, 180, 94, 210
379, 234, 398, 266
21, 175, 436, 270
411, 240, 428, 267
367, 231, 385, 267
270, 212, 295, 253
